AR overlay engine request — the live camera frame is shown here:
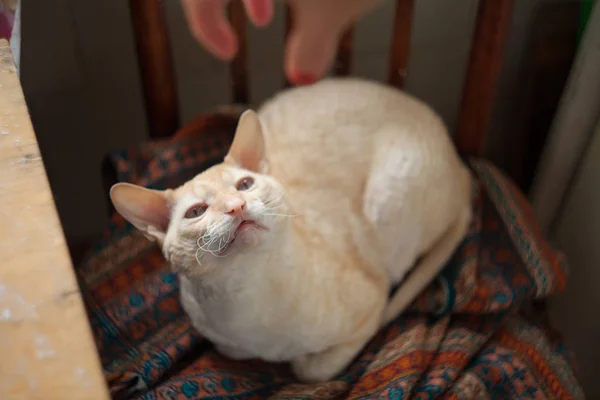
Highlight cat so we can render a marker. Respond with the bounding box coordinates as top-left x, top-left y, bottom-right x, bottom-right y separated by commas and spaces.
110, 77, 472, 383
